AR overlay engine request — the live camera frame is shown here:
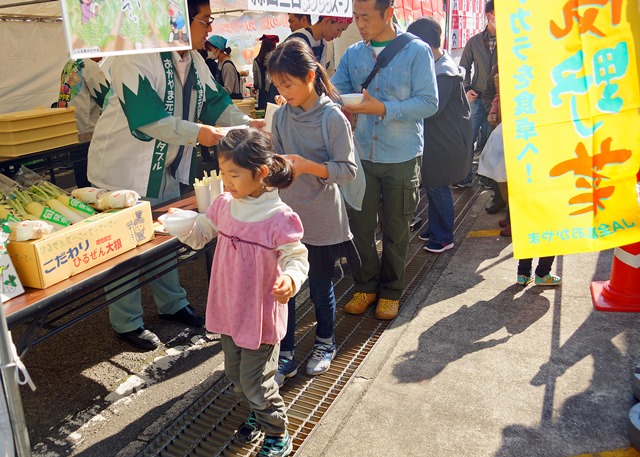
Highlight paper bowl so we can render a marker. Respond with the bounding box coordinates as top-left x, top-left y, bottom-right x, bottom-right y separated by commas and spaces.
341, 93, 364, 106
158, 210, 198, 236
